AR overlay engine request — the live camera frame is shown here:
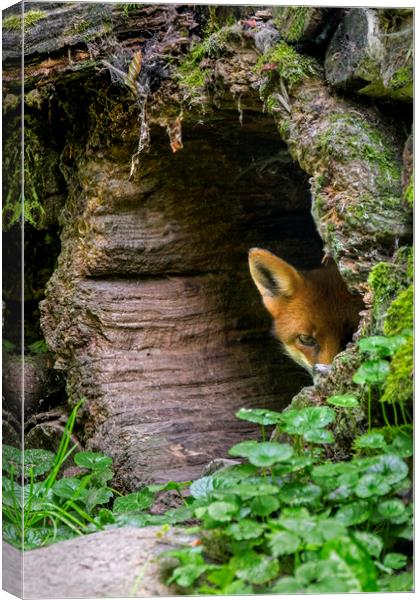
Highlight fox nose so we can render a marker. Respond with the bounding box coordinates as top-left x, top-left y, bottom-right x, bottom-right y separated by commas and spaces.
313, 363, 331, 376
